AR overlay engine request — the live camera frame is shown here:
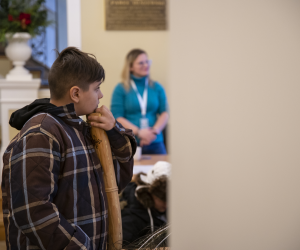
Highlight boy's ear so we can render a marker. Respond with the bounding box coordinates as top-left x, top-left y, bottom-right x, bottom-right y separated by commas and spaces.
69, 86, 80, 103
